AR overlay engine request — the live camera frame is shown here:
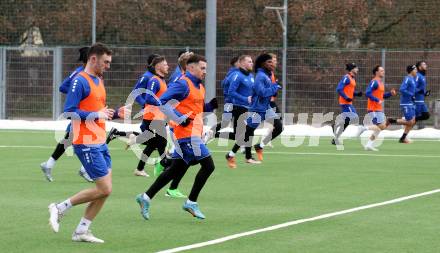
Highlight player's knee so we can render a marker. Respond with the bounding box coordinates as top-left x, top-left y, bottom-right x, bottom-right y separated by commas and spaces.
99, 186, 112, 197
